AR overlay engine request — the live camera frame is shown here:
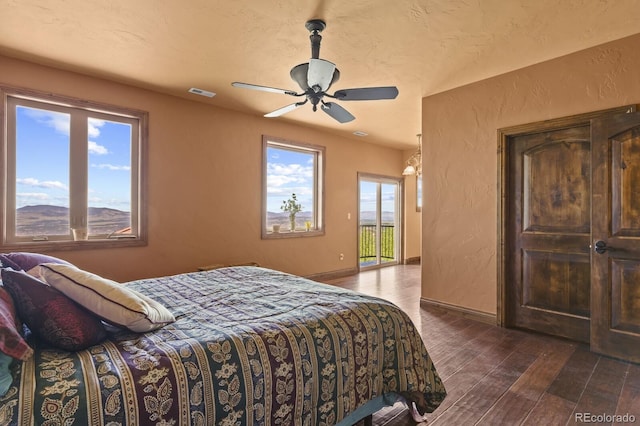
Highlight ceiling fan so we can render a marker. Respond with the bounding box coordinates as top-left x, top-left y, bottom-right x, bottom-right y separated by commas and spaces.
232, 19, 399, 123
